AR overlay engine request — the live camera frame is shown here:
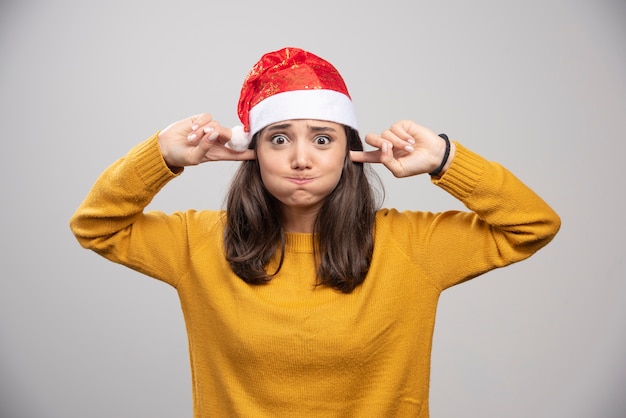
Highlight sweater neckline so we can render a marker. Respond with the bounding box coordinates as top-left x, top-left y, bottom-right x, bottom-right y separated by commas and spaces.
284, 232, 315, 253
